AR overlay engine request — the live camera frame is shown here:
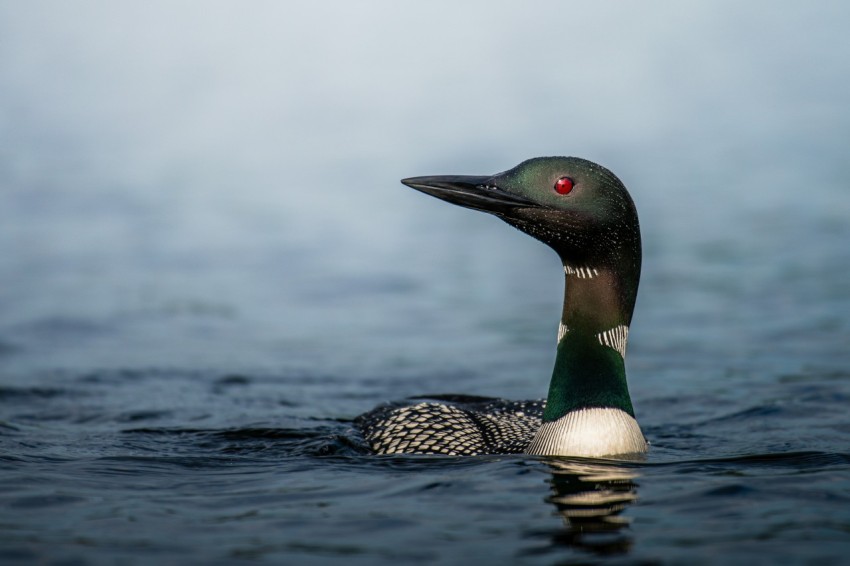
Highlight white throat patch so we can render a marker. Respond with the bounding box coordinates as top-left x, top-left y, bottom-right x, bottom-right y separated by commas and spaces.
557, 321, 569, 343
557, 324, 630, 360
564, 265, 599, 279
597, 325, 629, 359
